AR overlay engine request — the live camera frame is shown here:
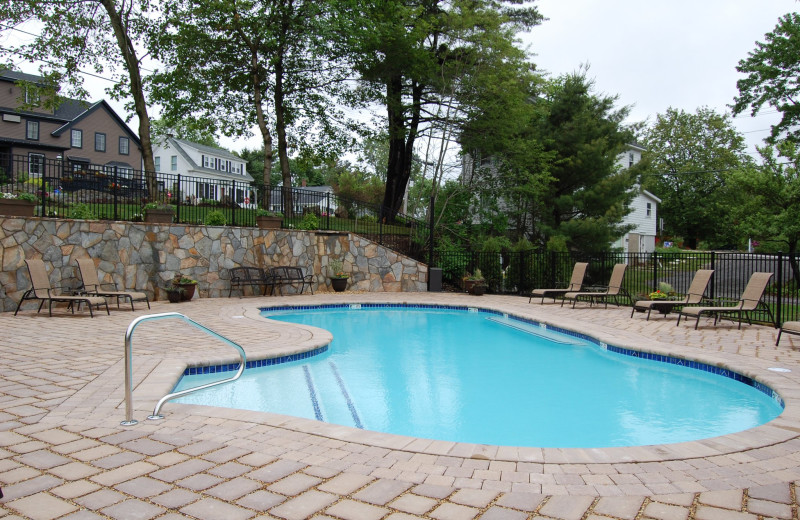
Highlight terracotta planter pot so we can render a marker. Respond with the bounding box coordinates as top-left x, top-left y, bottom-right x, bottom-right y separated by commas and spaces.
469, 284, 487, 296
0, 199, 36, 217
256, 216, 282, 229
330, 277, 348, 292
174, 283, 196, 301
144, 208, 174, 224
166, 290, 183, 303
